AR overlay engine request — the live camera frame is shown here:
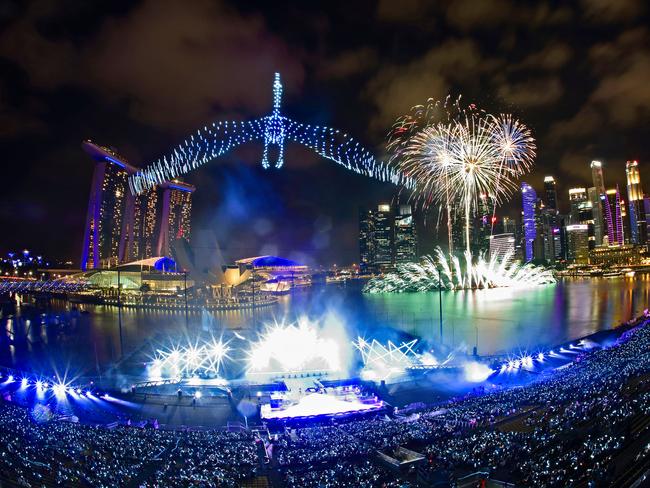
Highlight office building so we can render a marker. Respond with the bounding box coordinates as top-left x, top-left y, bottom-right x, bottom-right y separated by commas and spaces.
489, 233, 516, 263
587, 187, 604, 246
602, 187, 624, 246
394, 204, 417, 263
373, 204, 393, 267
539, 207, 562, 263
502, 216, 516, 234
544, 176, 558, 211
359, 208, 375, 272
521, 182, 536, 262
358, 203, 419, 271
568, 188, 587, 224
472, 193, 495, 255
565, 224, 590, 264
591, 160, 605, 195
626, 160, 645, 244
576, 200, 596, 249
